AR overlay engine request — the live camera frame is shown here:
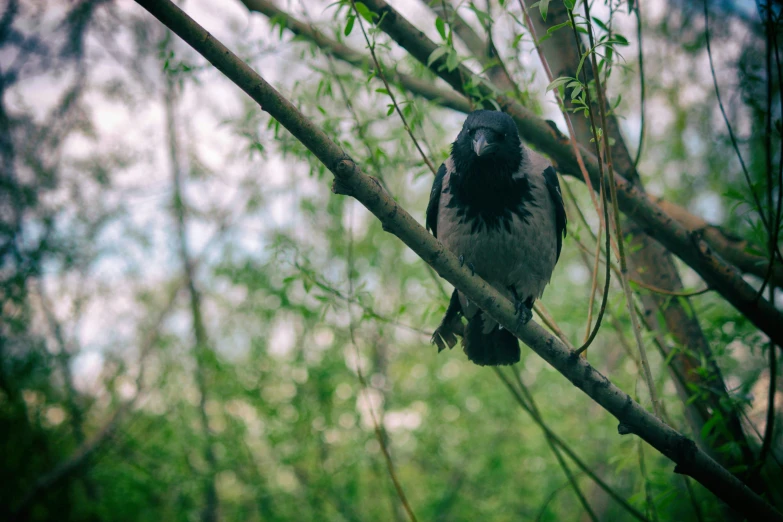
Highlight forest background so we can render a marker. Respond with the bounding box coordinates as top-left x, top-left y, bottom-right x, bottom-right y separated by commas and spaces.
2, 0, 782, 520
